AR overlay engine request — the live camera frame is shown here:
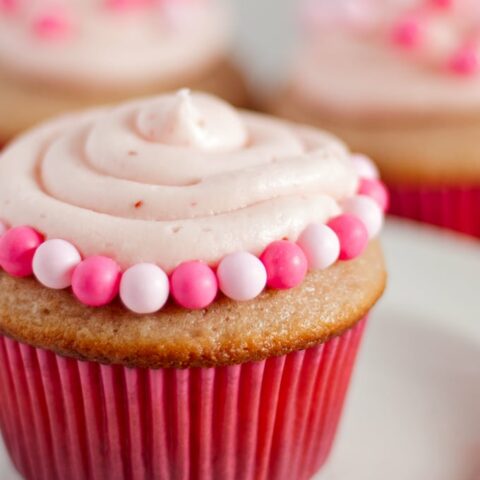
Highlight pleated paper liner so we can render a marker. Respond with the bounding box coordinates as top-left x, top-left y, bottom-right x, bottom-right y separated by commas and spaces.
0, 317, 367, 480
388, 184, 480, 238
